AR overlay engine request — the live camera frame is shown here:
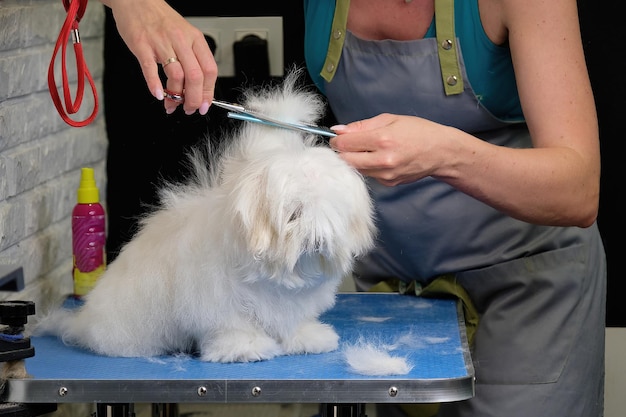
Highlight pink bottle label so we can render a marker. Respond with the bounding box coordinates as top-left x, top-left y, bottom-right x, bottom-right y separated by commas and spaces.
72, 214, 106, 272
